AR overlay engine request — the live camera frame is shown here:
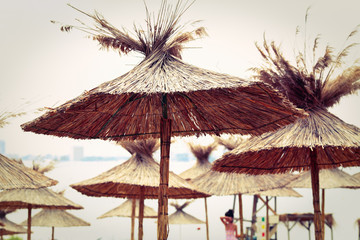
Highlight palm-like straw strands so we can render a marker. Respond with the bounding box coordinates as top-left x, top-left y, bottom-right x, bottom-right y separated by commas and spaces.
0, 216, 27, 237
180, 143, 216, 181
20, 2, 306, 239
0, 154, 57, 190
212, 15, 360, 240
